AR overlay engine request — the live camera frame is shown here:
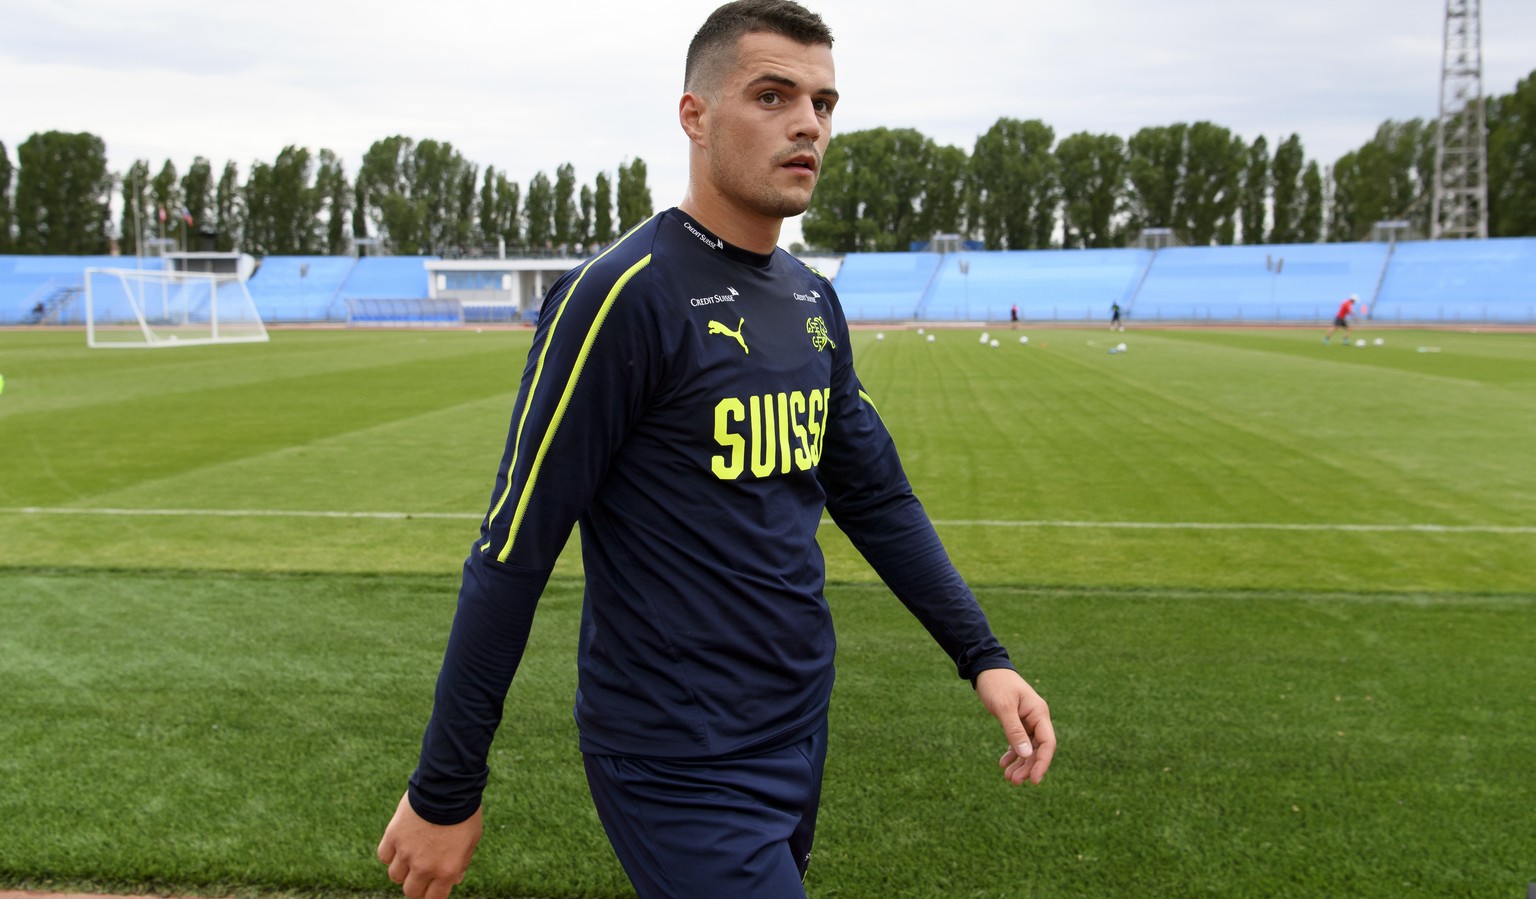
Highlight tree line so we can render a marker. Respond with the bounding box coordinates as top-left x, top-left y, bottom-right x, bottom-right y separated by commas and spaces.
1, 67, 1532, 256
0, 134, 654, 258
804, 67, 1536, 252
